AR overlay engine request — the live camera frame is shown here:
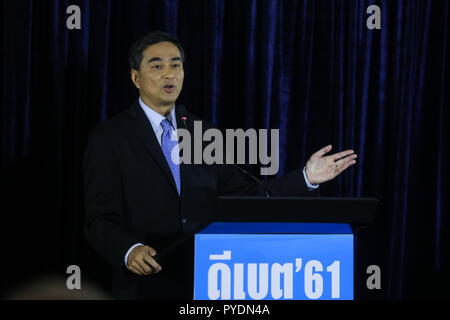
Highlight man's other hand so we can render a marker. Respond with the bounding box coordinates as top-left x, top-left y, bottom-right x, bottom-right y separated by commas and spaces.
305, 145, 357, 185
127, 245, 162, 276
